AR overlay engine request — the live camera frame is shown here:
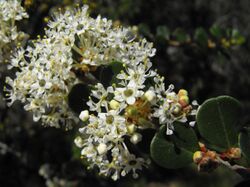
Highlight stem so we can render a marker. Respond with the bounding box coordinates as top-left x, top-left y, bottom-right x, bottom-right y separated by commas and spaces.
217, 157, 250, 179
72, 44, 84, 57
85, 72, 99, 84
